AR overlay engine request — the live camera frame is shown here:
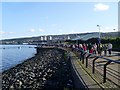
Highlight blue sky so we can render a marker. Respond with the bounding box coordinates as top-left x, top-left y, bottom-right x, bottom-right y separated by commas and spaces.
1, 2, 118, 39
